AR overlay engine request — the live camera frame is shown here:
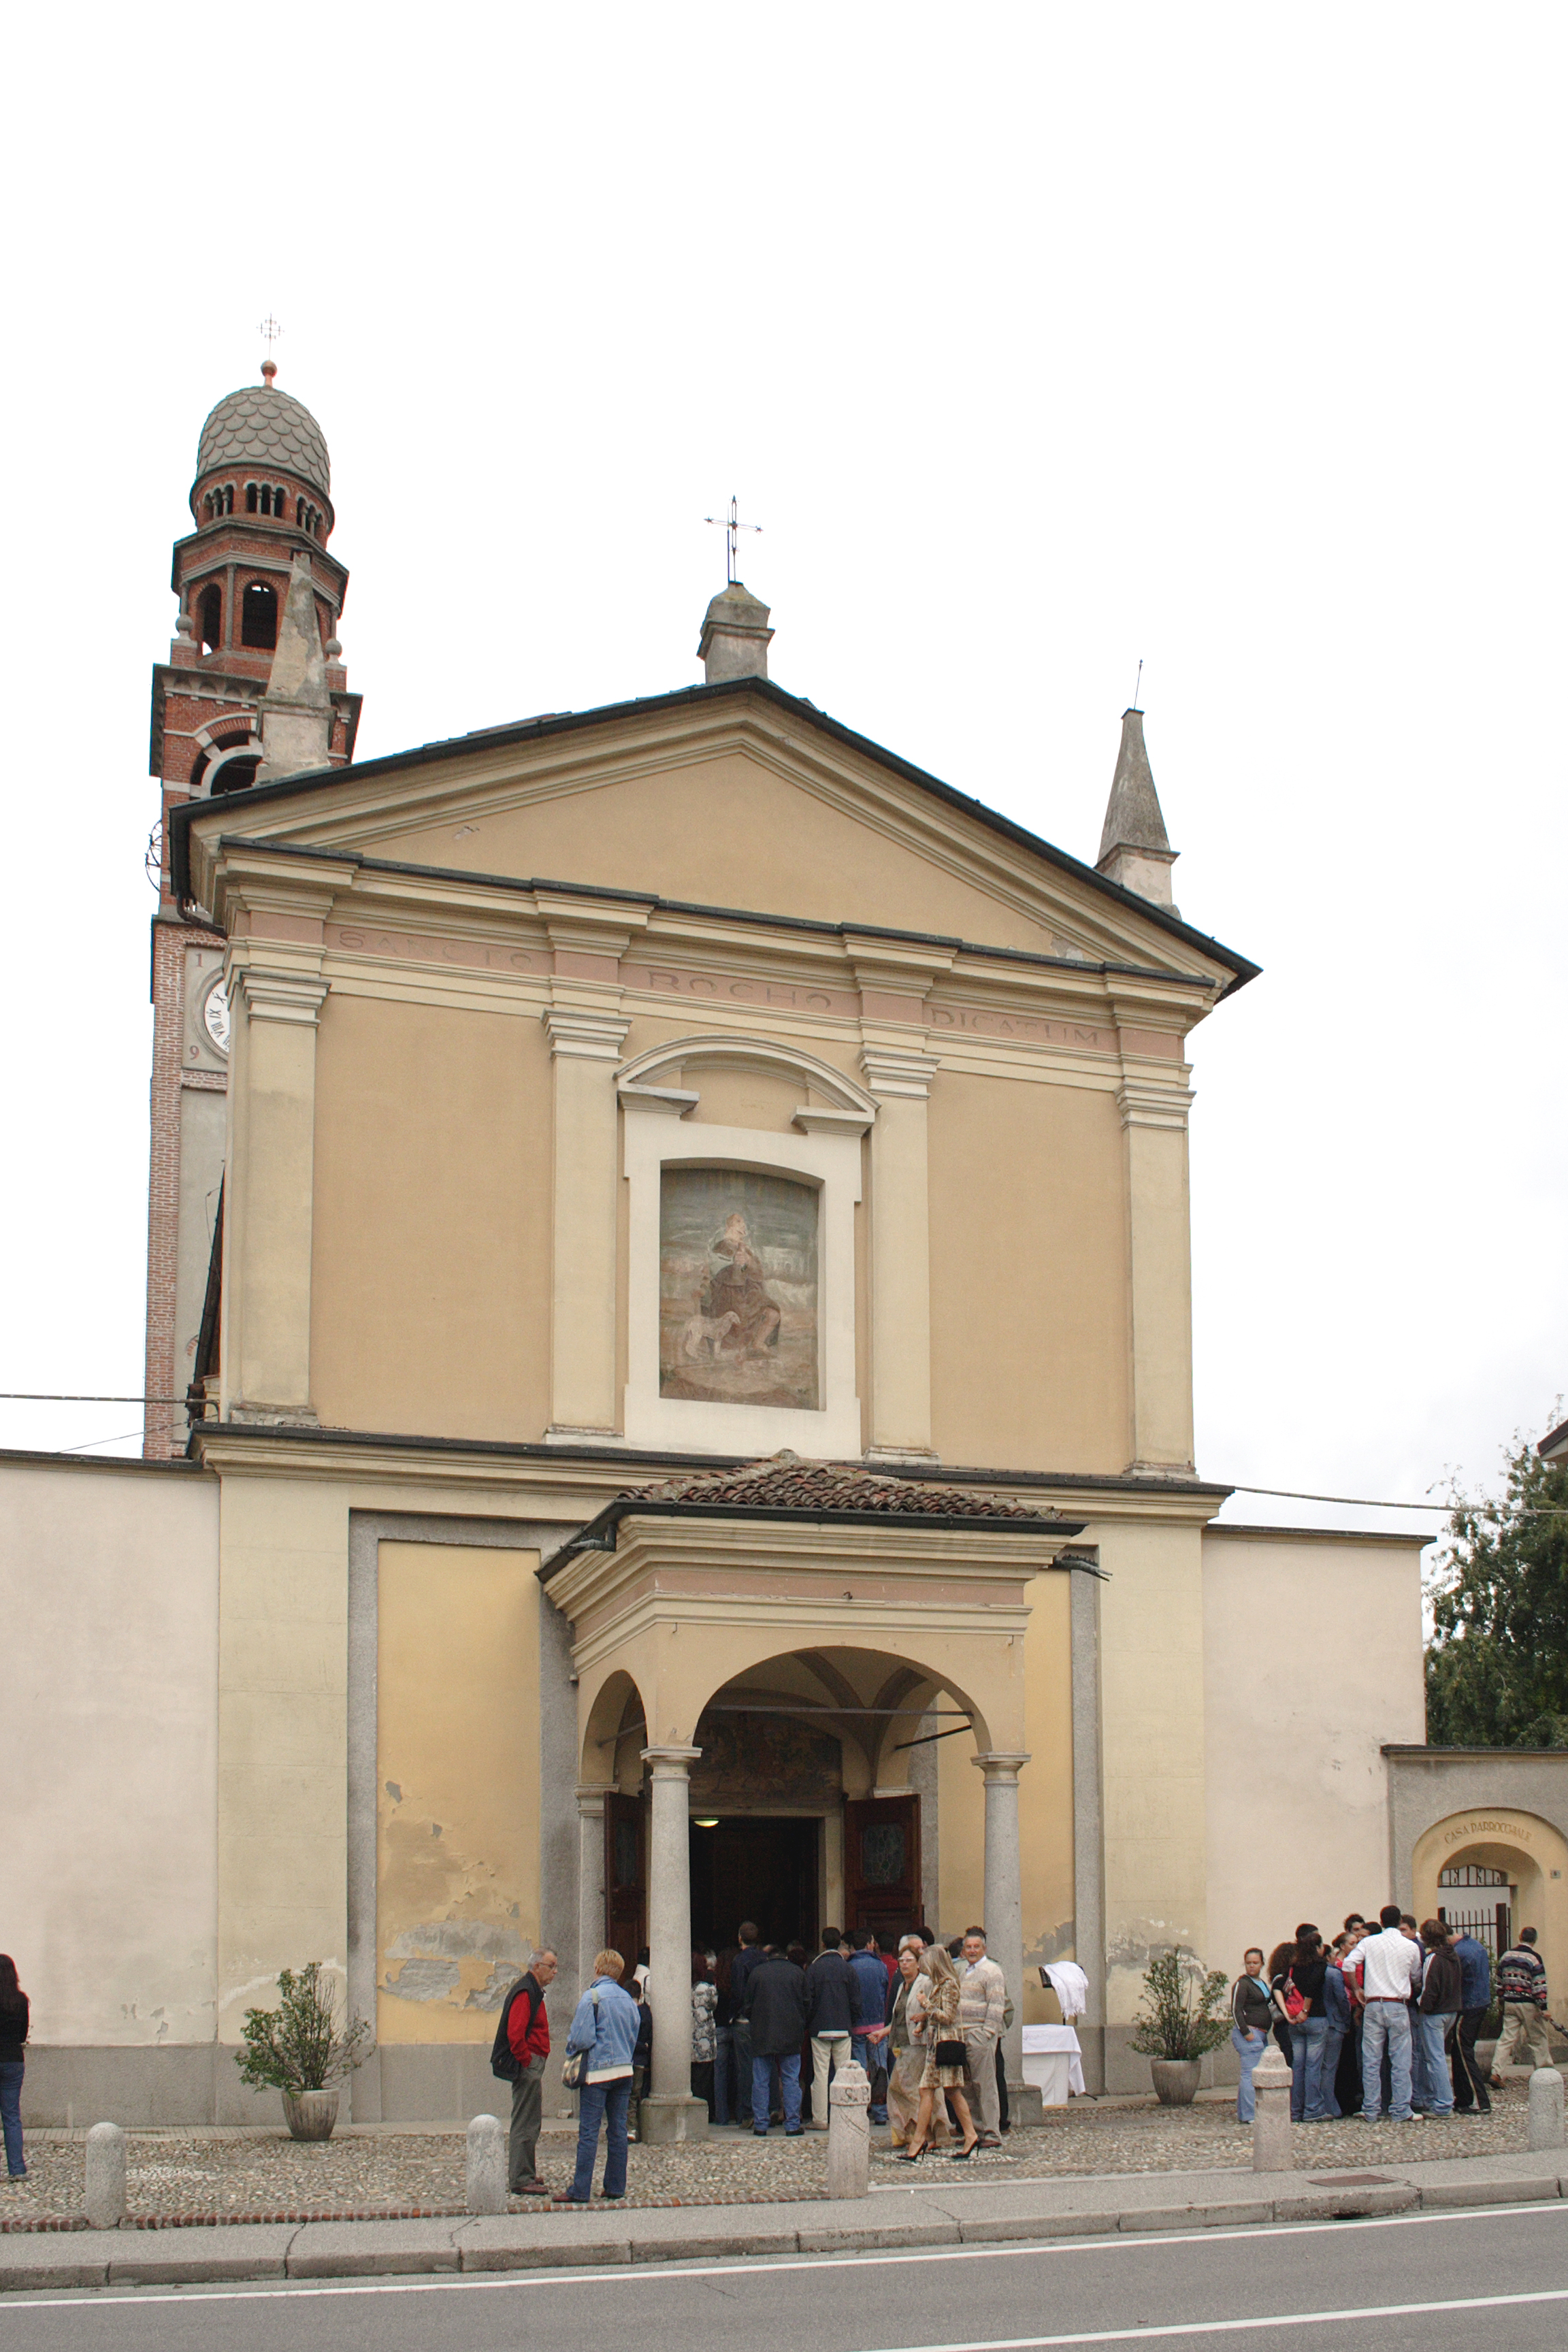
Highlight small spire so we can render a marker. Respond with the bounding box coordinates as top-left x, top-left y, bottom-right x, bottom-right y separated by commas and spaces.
1096, 708, 1179, 913
698, 579, 774, 684
261, 359, 278, 387
255, 553, 332, 783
